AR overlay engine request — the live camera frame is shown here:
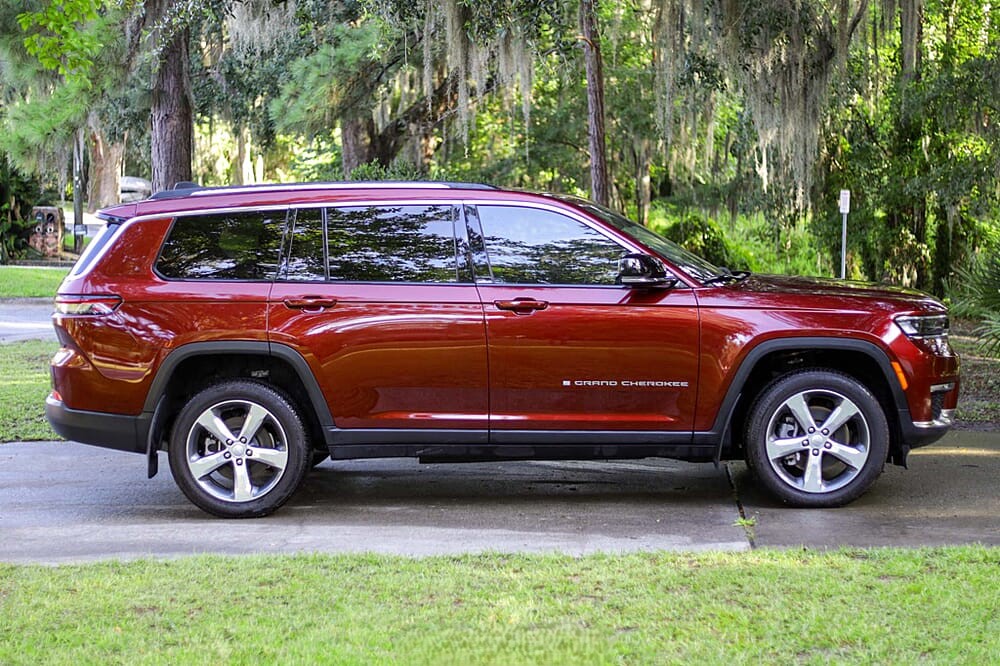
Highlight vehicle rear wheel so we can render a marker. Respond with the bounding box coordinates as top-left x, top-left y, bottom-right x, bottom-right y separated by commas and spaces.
745, 370, 889, 507
168, 380, 310, 518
